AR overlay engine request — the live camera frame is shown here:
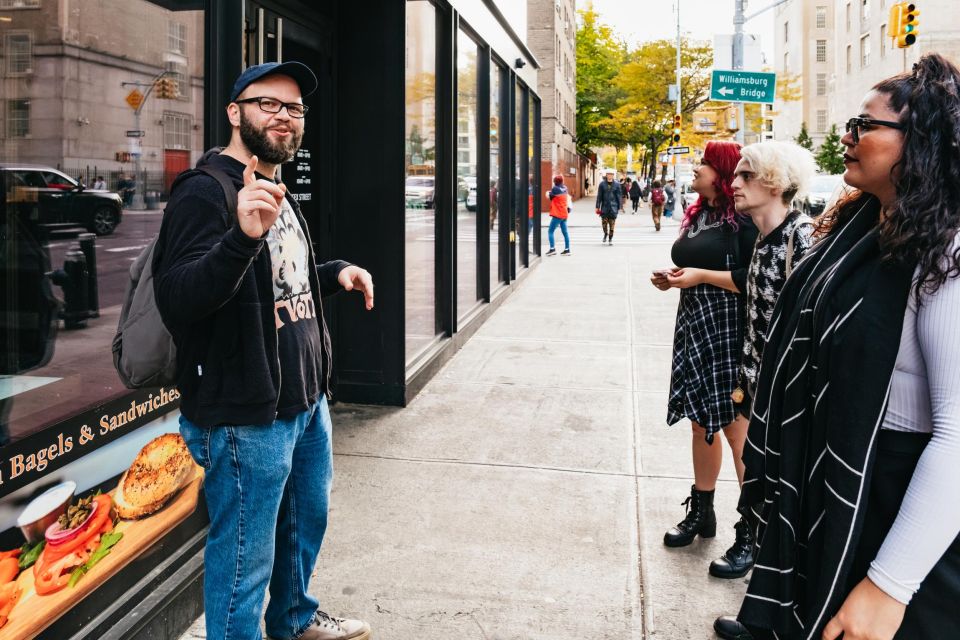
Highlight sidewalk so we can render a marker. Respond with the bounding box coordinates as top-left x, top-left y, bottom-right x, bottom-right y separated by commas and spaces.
180, 196, 747, 640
